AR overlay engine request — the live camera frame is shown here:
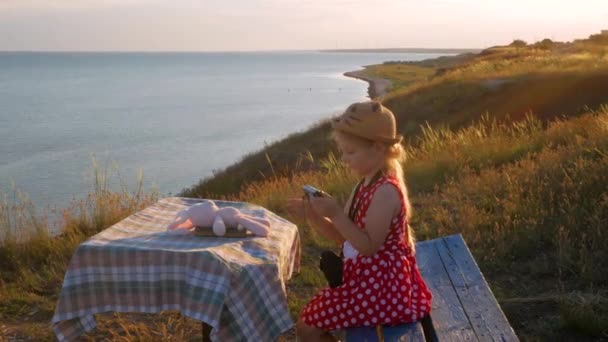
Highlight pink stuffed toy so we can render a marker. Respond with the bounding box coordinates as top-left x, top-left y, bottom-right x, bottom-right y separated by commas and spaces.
167, 200, 270, 237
